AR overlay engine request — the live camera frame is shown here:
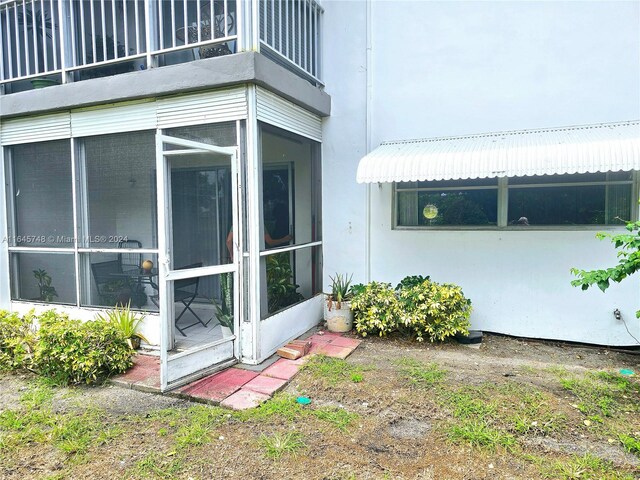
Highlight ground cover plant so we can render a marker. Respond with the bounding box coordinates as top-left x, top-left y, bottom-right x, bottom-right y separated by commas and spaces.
0, 334, 638, 479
